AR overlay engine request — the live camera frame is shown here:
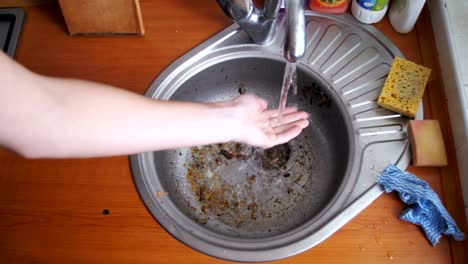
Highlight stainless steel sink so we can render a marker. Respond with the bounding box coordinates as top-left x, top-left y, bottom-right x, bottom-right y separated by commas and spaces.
130, 12, 420, 262
0, 8, 25, 57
